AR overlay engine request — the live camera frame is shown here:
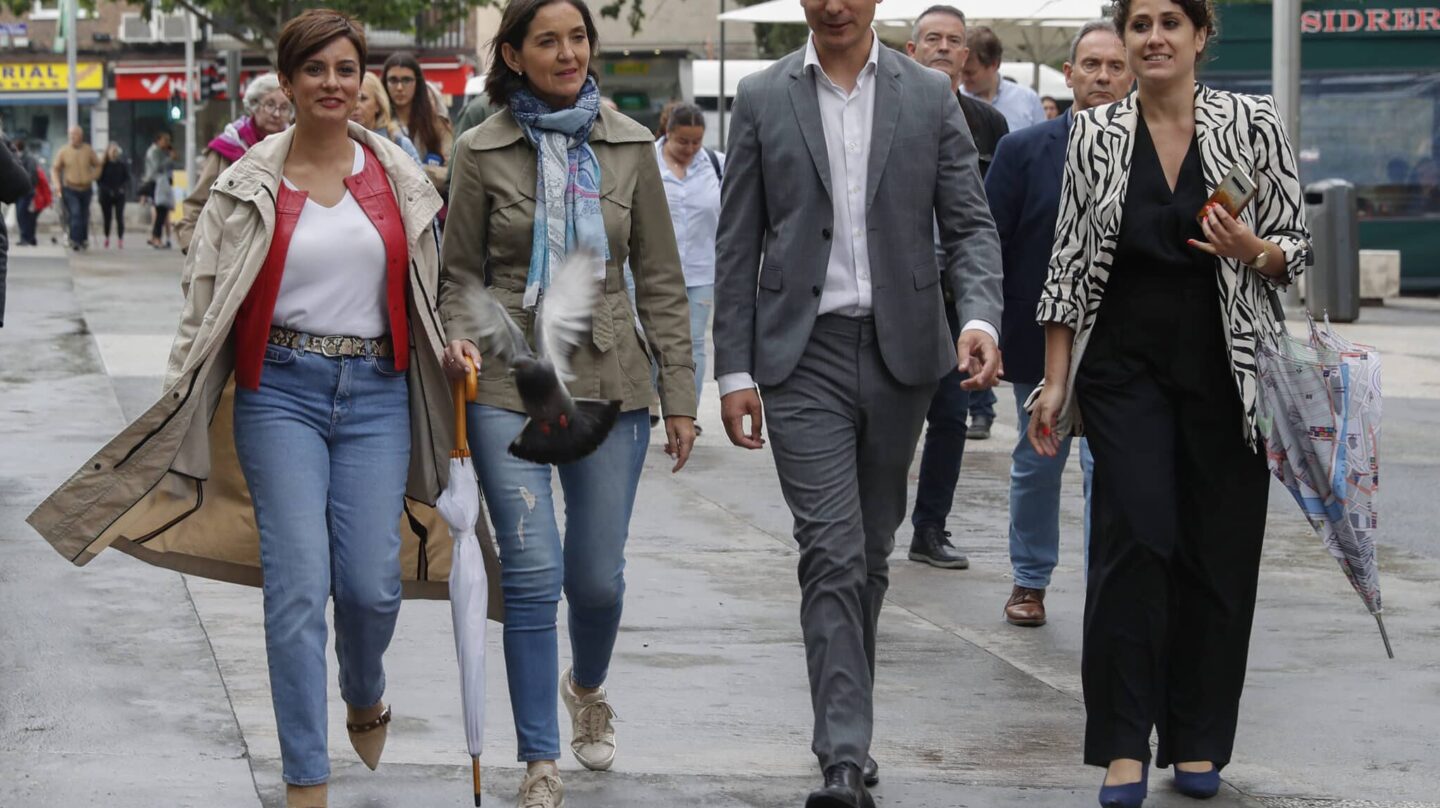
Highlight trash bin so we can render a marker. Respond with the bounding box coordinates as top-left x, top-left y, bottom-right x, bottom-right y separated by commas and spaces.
1304, 178, 1360, 323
